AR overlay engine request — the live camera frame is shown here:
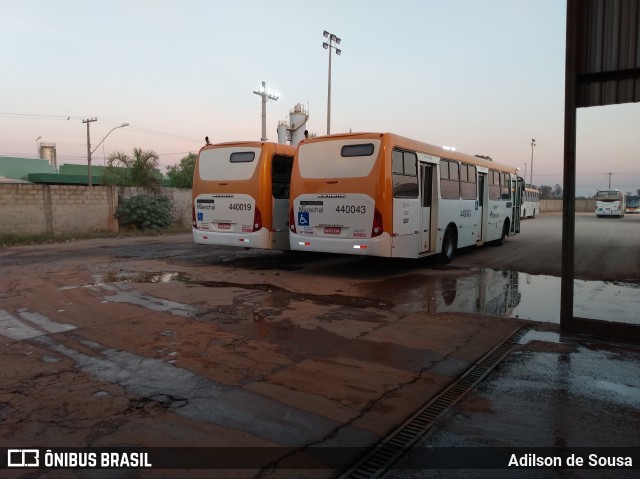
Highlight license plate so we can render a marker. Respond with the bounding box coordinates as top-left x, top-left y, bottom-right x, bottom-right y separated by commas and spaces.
324, 226, 341, 234
218, 223, 231, 230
